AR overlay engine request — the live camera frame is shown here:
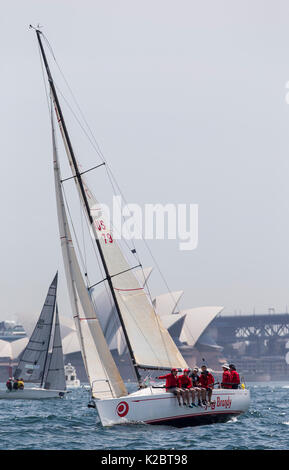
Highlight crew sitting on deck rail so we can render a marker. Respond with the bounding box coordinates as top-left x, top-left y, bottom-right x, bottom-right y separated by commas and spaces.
199, 365, 214, 405
177, 369, 192, 407
13, 379, 19, 390
156, 368, 182, 406
18, 378, 24, 390
221, 364, 231, 389
189, 367, 202, 406
6, 378, 13, 392
229, 364, 240, 389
